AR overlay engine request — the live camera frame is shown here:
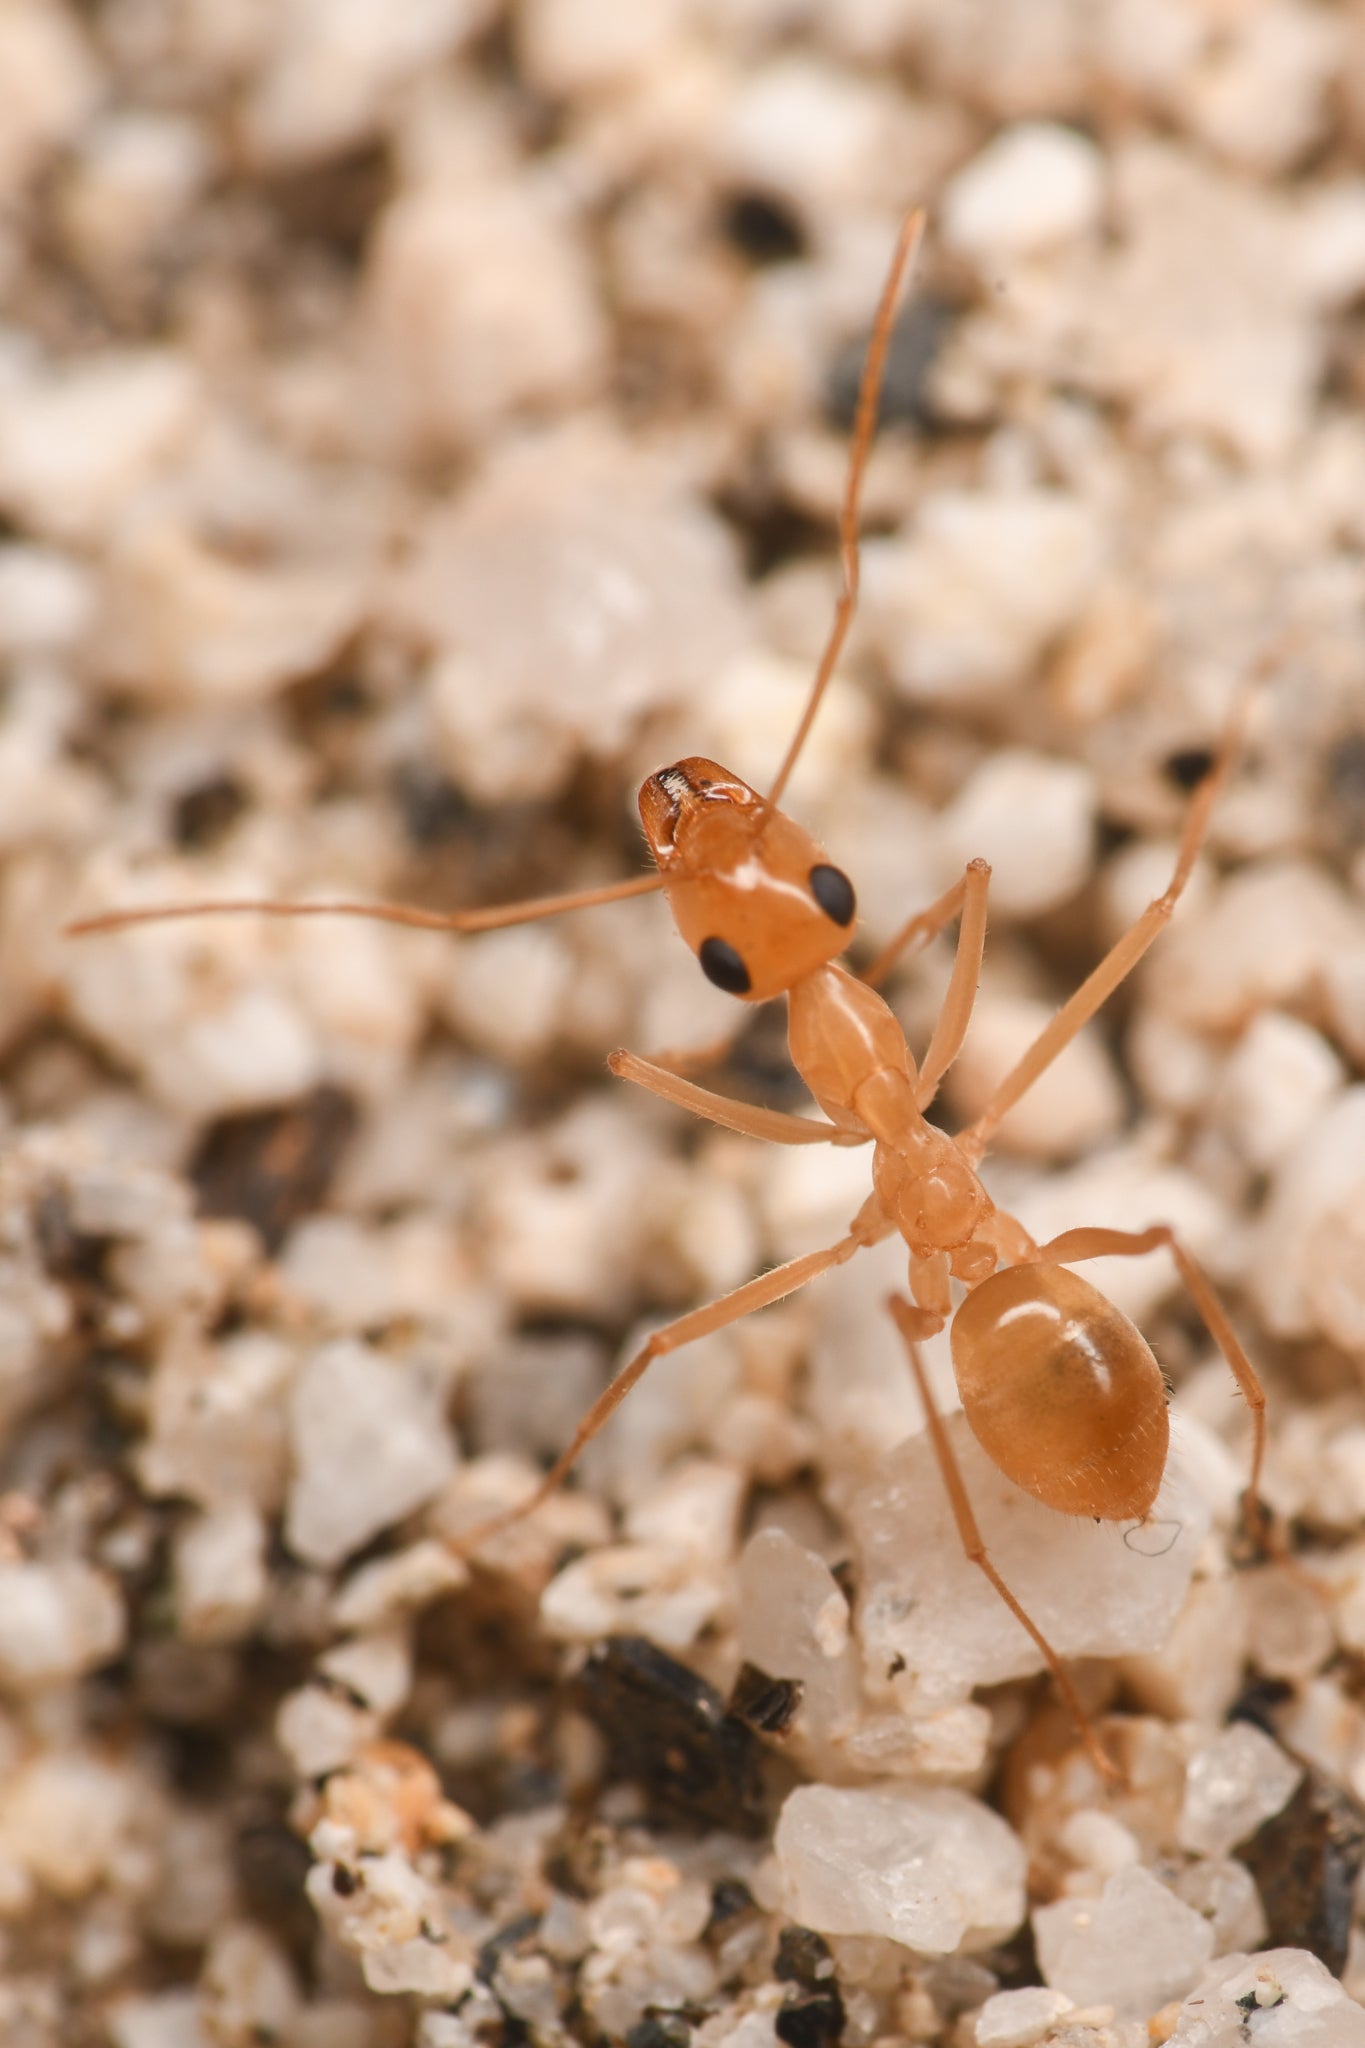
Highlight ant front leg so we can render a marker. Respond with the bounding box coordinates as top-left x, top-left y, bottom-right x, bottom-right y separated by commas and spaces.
860, 861, 990, 996
855, 860, 992, 1111
886, 1295, 1123, 1787
449, 1200, 894, 1559
1035, 1224, 1268, 1552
